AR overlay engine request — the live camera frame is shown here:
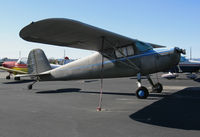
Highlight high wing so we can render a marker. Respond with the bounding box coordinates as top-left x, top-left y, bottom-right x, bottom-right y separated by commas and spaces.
20, 18, 164, 51
0, 66, 27, 74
